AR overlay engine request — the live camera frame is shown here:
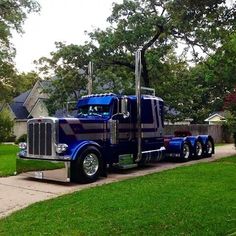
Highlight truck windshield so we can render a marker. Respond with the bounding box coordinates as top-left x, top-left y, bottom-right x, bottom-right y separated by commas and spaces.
77, 105, 110, 118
